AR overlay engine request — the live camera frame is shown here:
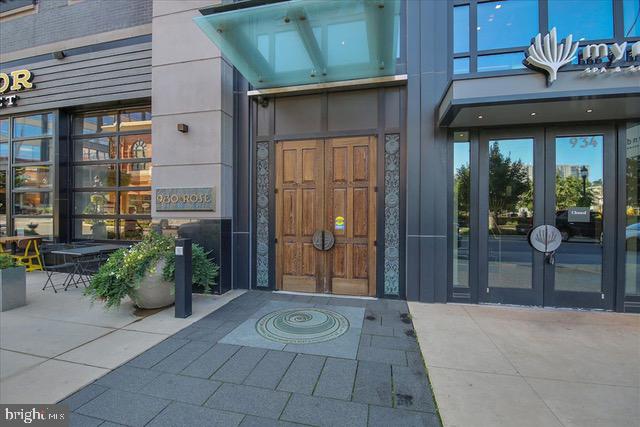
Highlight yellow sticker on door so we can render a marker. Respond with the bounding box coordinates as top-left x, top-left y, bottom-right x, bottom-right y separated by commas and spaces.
335, 216, 345, 230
